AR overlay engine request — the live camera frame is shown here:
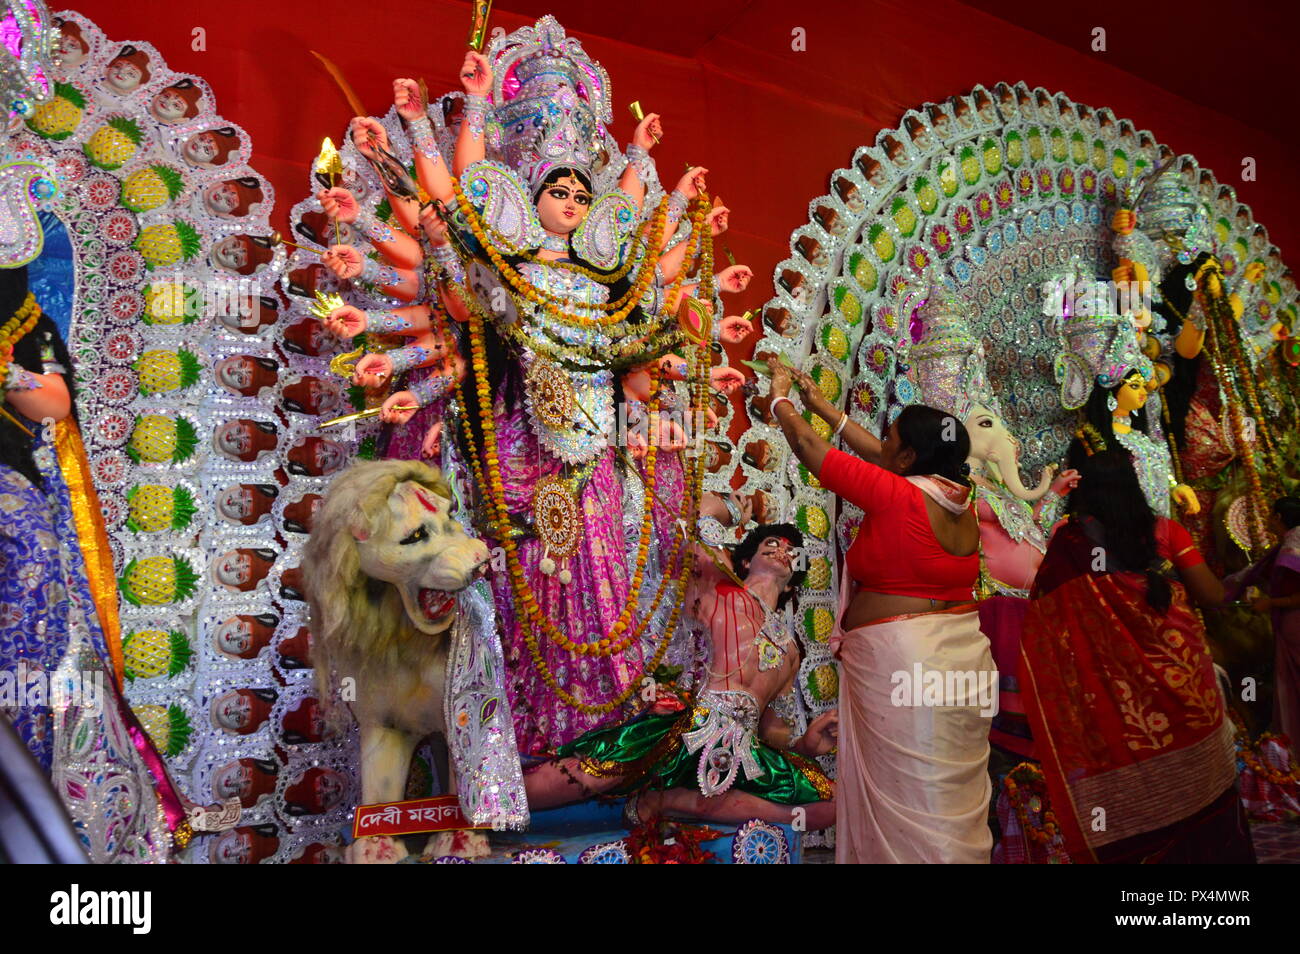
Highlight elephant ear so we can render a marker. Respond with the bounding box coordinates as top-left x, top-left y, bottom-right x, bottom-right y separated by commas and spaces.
571, 189, 636, 270
460, 160, 544, 251
1054, 352, 1093, 411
